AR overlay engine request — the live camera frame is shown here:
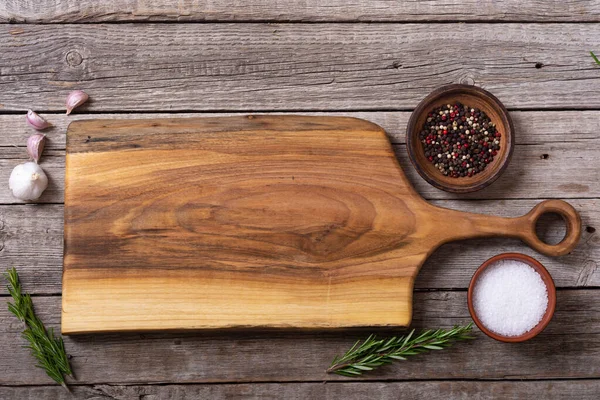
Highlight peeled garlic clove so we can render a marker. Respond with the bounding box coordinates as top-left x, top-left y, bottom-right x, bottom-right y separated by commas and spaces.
26, 110, 50, 130
66, 90, 89, 115
8, 162, 48, 201
27, 134, 47, 163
